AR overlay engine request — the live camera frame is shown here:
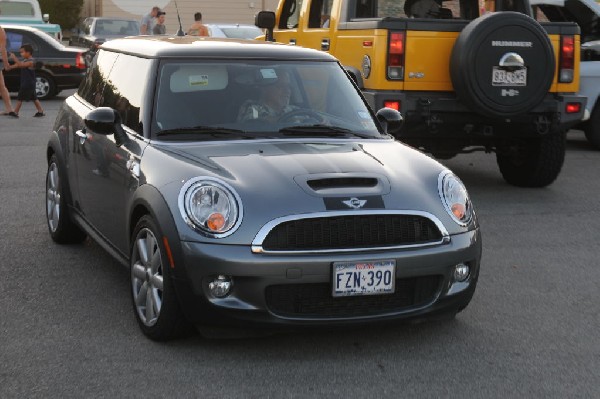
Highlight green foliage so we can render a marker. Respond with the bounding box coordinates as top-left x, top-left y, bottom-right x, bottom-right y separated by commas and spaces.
38, 0, 83, 30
